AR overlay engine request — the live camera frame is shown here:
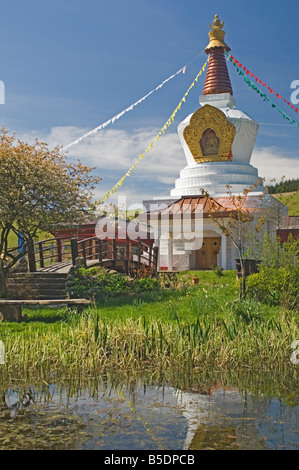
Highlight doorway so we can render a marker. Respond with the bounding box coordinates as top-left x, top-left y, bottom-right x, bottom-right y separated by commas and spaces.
196, 237, 221, 270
